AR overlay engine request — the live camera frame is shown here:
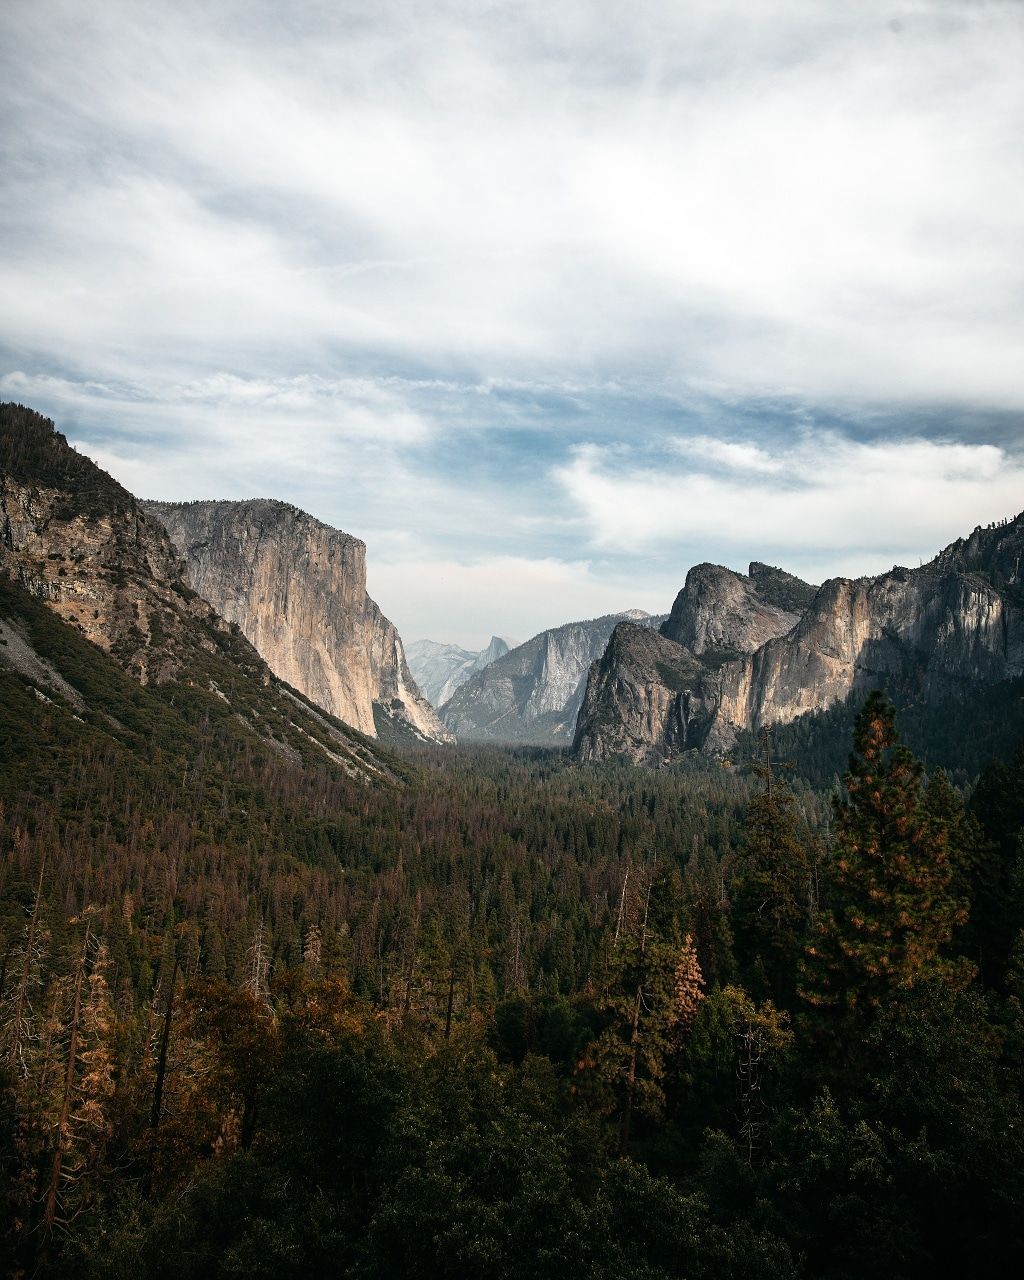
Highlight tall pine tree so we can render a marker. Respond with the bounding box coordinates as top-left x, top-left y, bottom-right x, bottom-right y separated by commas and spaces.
802, 692, 970, 1025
